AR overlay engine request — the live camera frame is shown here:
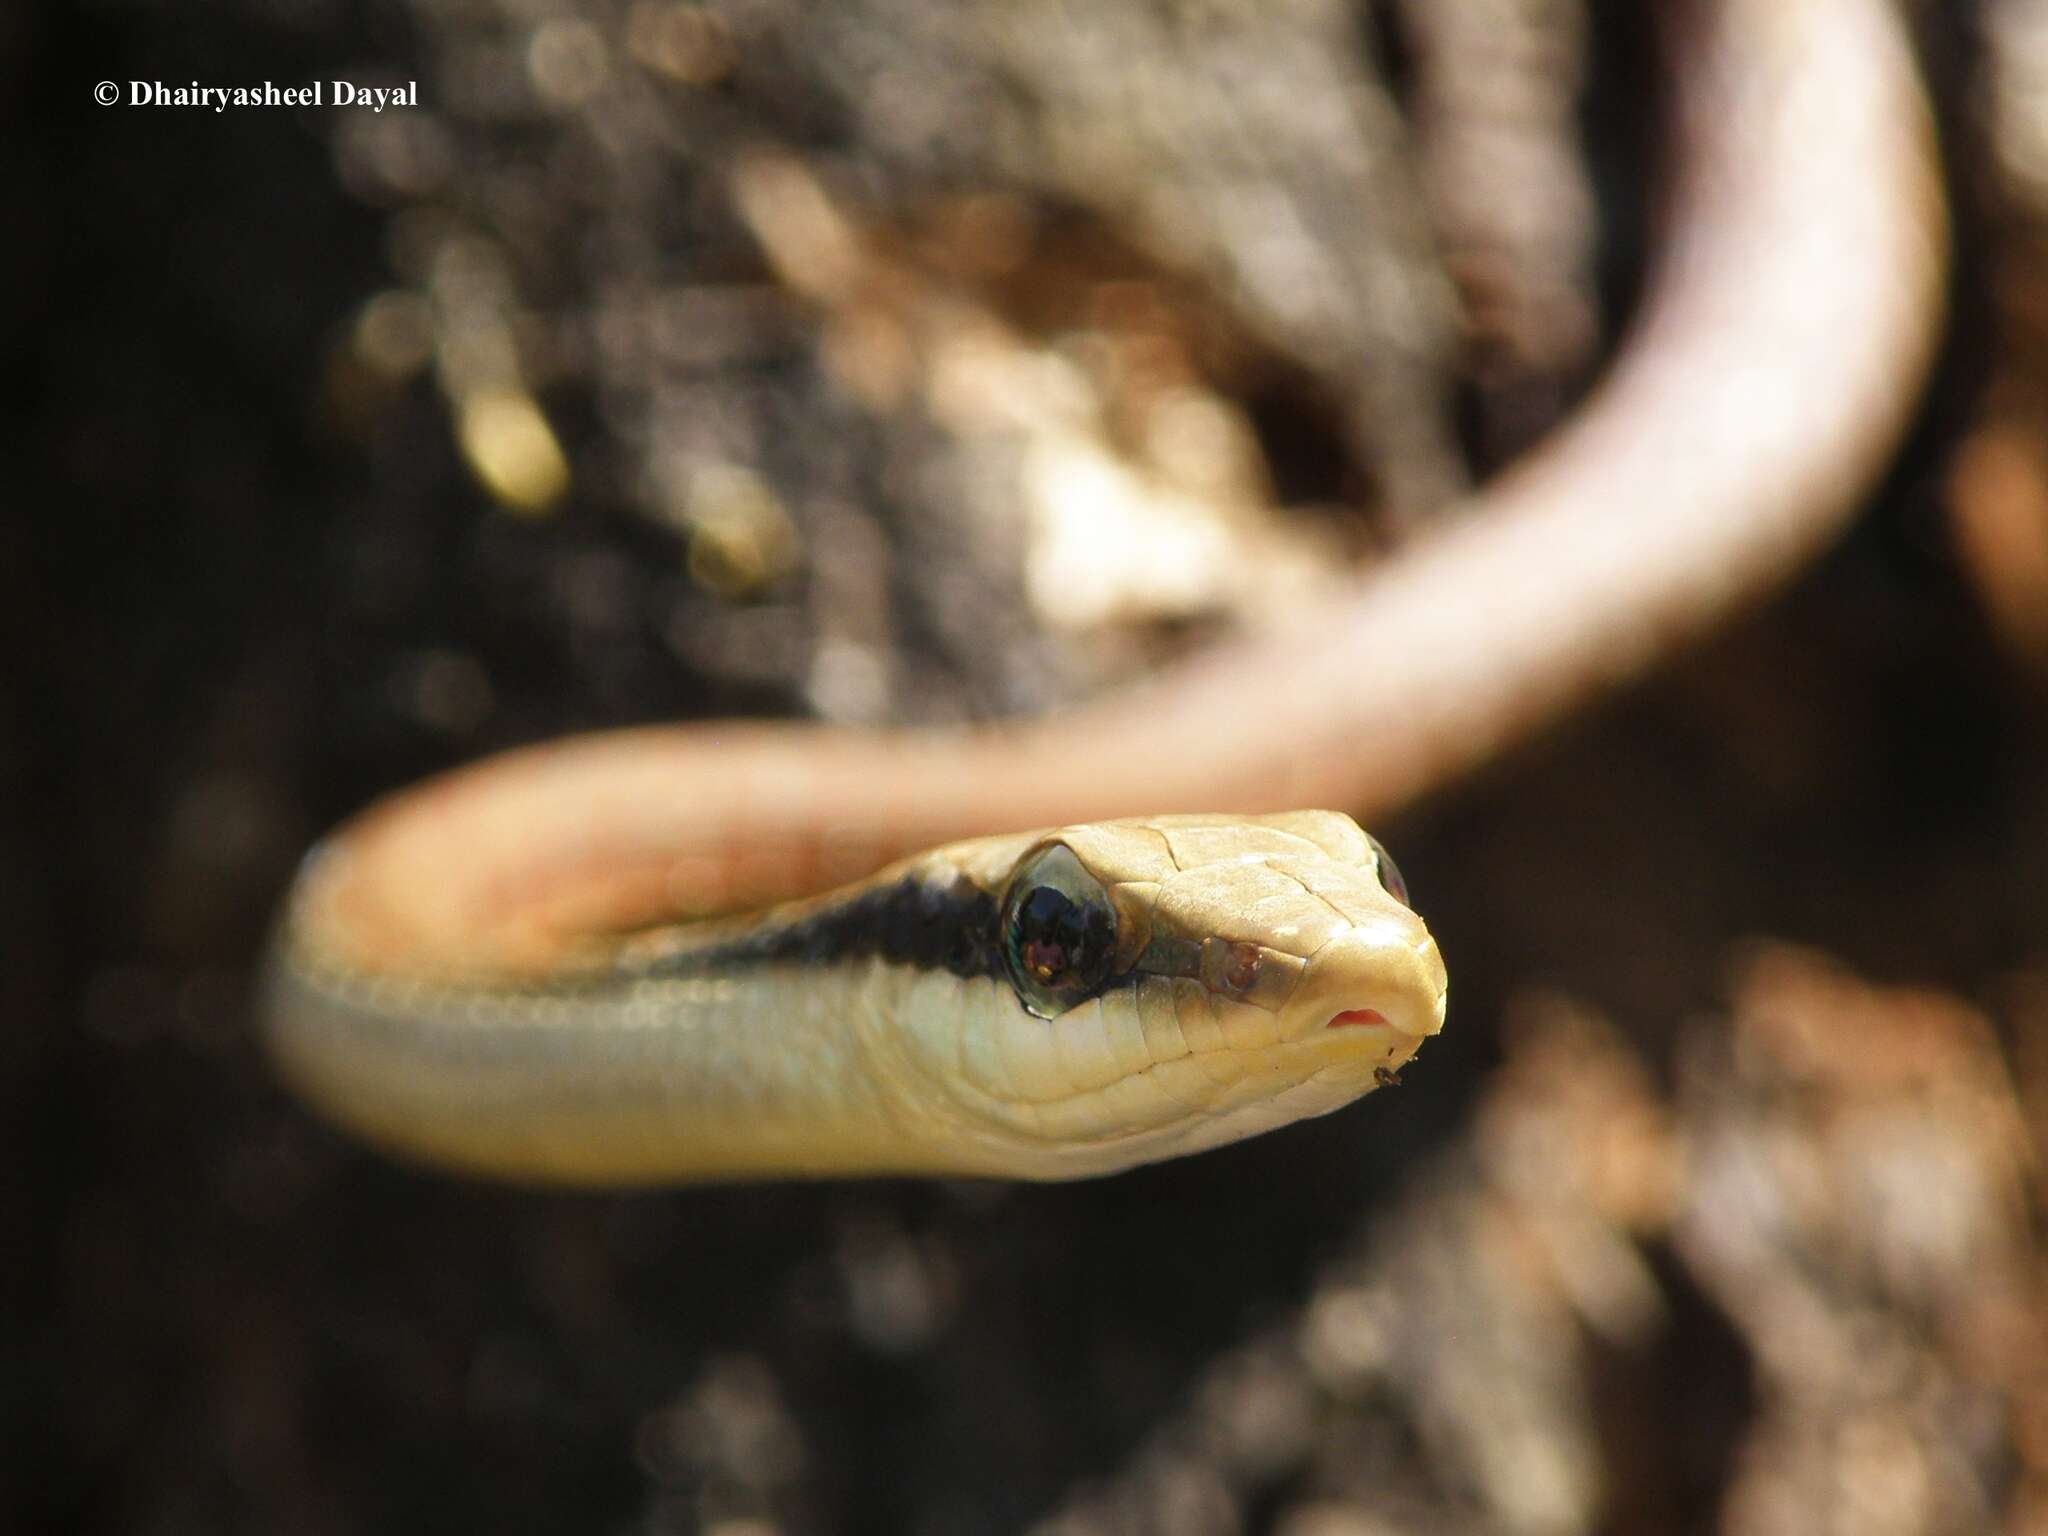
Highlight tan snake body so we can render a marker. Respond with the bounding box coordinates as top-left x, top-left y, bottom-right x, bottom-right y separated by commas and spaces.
272, 813, 1442, 1181
263, 0, 1945, 1183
